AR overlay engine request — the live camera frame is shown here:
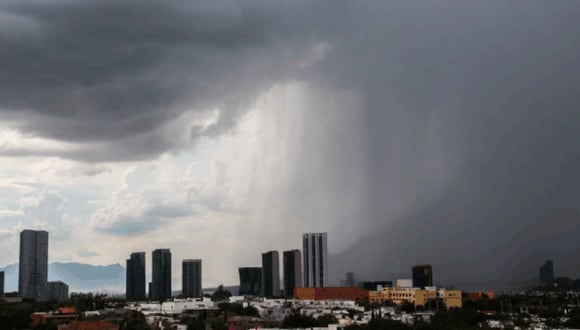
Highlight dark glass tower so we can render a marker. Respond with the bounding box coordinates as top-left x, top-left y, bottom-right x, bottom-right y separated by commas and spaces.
412, 265, 433, 289
303, 233, 327, 287
262, 251, 280, 297
19, 230, 49, 300
238, 267, 262, 296
539, 260, 555, 283
151, 249, 172, 300
283, 250, 302, 297
0, 271, 4, 299
182, 259, 202, 298
126, 252, 146, 300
